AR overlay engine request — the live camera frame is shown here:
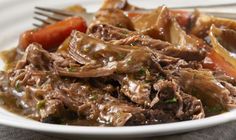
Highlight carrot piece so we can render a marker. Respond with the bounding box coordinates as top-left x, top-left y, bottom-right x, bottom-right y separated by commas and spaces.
19, 17, 87, 50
